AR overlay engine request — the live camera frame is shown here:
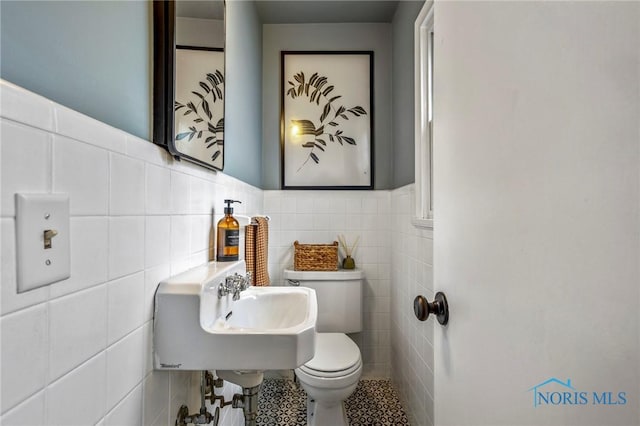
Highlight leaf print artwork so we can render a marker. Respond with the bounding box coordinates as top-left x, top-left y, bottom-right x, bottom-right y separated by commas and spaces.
175, 68, 224, 162
286, 71, 367, 172
174, 47, 224, 170
281, 52, 372, 189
